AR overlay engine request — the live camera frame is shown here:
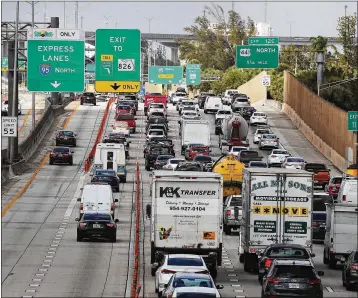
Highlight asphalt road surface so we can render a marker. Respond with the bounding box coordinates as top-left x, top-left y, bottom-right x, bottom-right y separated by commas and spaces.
1, 101, 354, 298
